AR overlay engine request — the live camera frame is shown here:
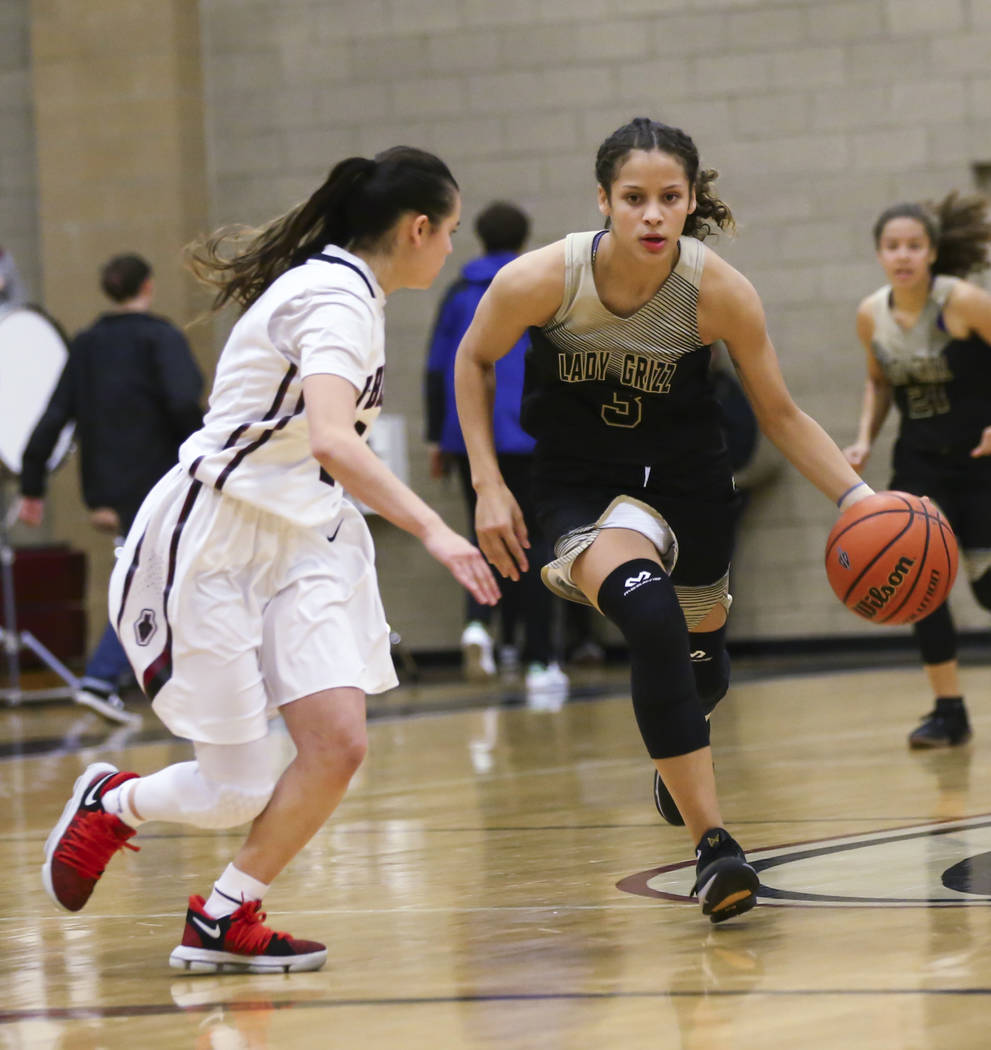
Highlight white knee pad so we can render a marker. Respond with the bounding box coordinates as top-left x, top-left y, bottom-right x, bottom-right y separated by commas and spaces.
130, 736, 281, 830
190, 737, 281, 828
541, 495, 678, 608
186, 775, 274, 829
